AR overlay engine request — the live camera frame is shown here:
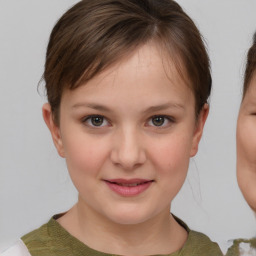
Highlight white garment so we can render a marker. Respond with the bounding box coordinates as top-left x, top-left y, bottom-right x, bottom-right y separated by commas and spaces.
0, 240, 31, 256
238, 242, 256, 256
